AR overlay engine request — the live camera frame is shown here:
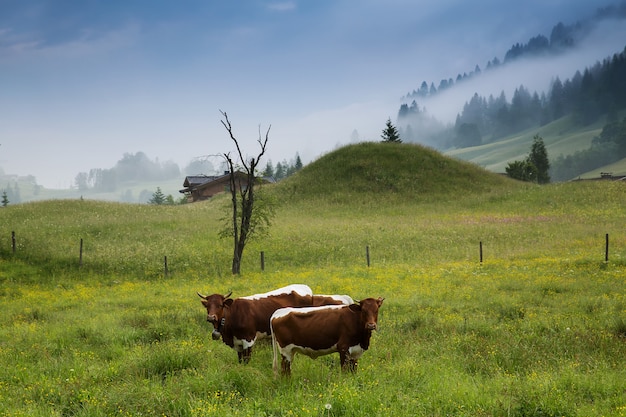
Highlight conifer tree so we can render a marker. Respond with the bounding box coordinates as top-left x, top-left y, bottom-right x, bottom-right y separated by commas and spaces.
506, 134, 550, 184
148, 187, 166, 205
528, 135, 550, 184
381, 118, 402, 143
